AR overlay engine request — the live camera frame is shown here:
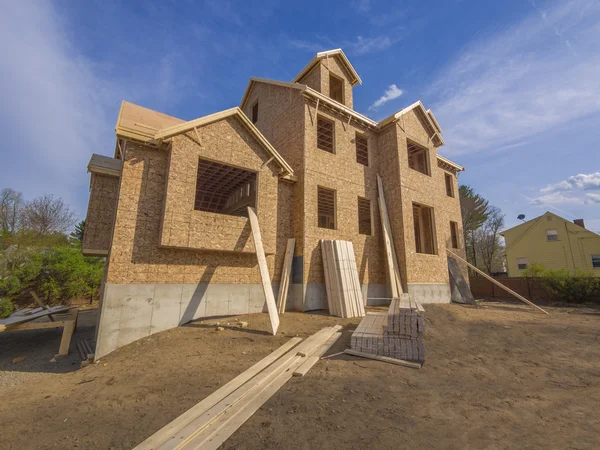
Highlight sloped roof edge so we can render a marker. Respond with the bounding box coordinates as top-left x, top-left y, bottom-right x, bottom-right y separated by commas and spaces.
240, 77, 306, 111
292, 48, 362, 86
437, 155, 464, 172
154, 107, 294, 176
379, 100, 445, 146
